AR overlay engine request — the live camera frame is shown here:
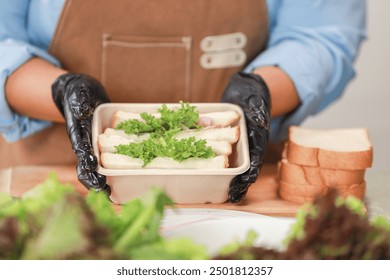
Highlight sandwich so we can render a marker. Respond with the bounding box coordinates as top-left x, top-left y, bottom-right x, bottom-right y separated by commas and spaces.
98, 102, 241, 169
